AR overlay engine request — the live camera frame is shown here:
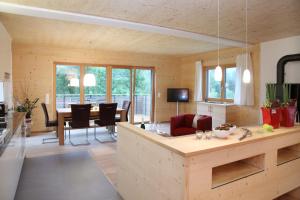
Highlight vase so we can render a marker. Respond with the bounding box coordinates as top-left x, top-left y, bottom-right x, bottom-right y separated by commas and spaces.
261, 107, 281, 129
24, 118, 32, 137
281, 106, 297, 127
